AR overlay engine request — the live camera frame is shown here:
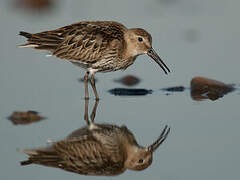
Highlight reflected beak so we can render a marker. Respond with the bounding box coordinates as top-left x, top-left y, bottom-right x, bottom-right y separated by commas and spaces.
147, 125, 170, 153
147, 48, 170, 74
